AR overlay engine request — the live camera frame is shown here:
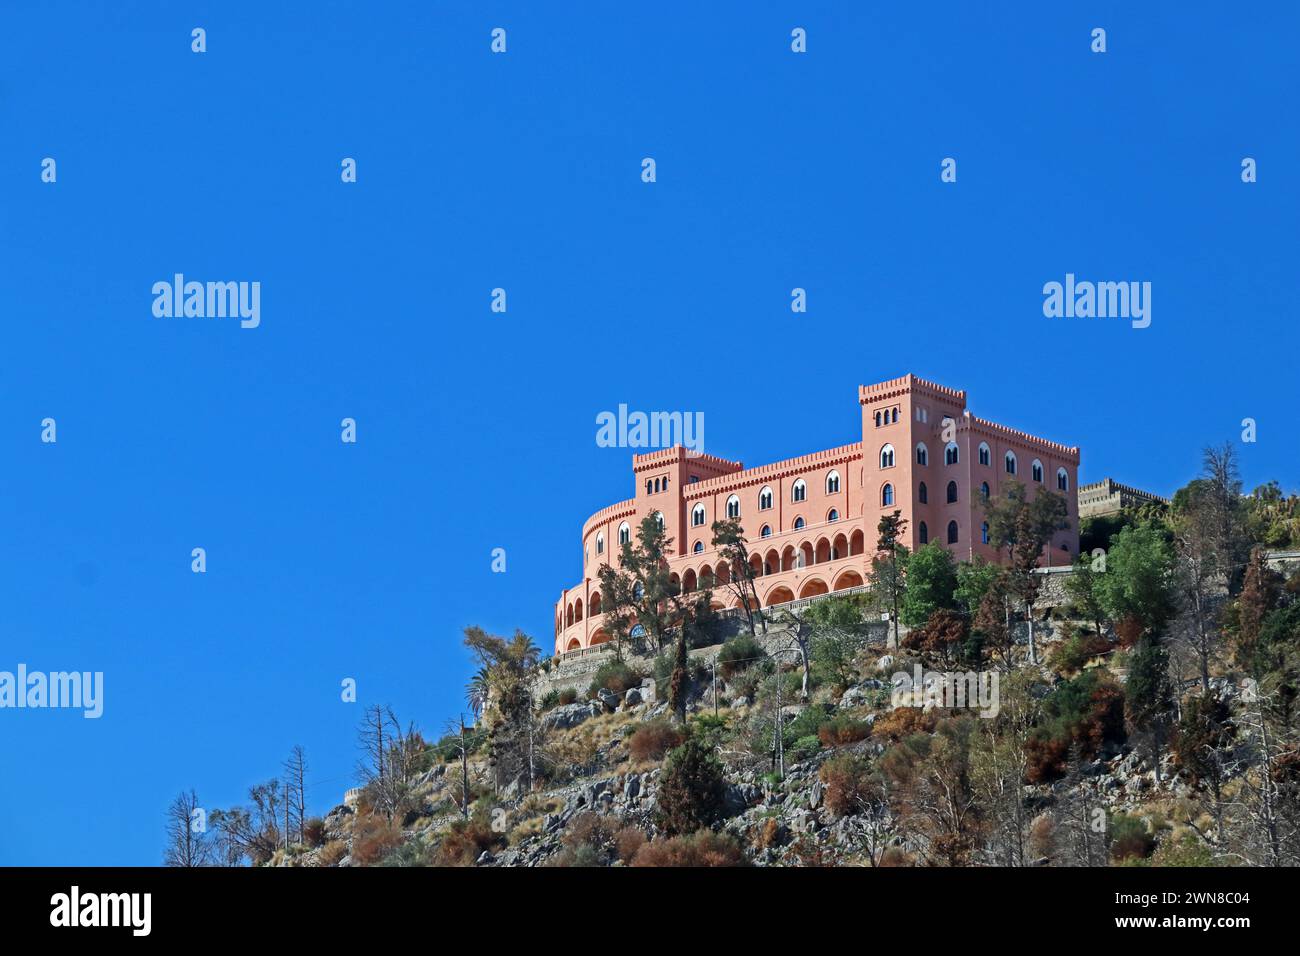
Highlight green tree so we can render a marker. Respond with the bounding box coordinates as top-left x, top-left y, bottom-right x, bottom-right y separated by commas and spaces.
463, 627, 544, 791
657, 737, 727, 836
1096, 524, 1177, 641
955, 557, 1001, 618
806, 596, 869, 692
901, 543, 958, 628
982, 480, 1070, 664
1064, 550, 1109, 639
870, 510, 909, 648
711, 517, 765, 638
597, 513, 683, 657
